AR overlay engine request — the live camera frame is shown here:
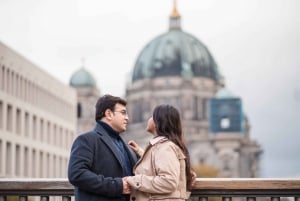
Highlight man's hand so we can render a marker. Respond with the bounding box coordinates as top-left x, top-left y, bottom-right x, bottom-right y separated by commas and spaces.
122, 177, 131, 194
